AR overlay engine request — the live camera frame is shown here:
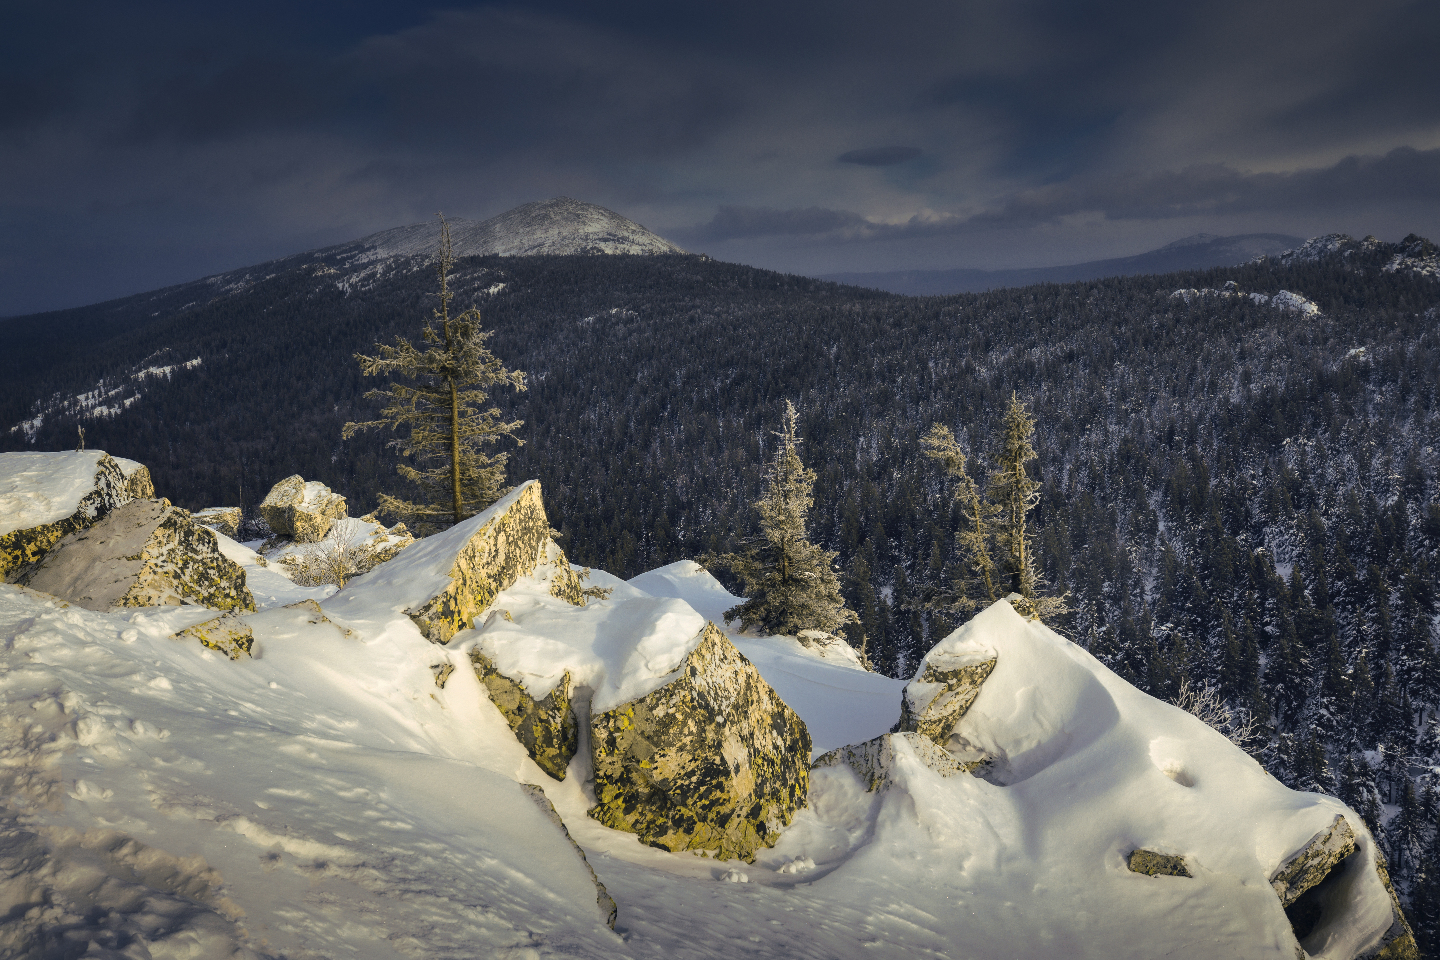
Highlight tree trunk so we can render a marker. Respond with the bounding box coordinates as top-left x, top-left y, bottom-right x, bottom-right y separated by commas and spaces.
450, 377, 463, 526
